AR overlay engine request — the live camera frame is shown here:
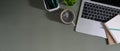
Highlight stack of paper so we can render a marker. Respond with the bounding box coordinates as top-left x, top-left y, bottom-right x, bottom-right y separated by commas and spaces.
105, 14, 120, 44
